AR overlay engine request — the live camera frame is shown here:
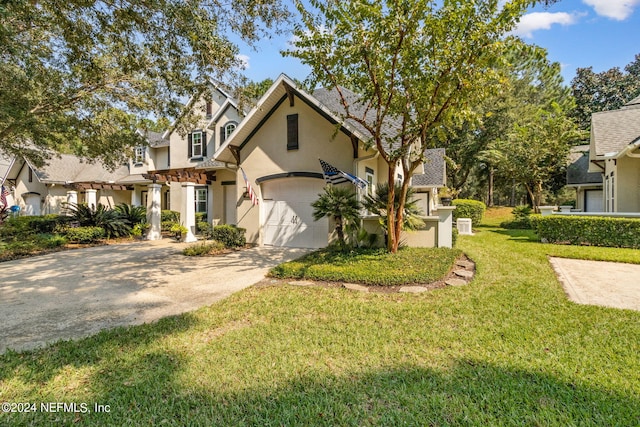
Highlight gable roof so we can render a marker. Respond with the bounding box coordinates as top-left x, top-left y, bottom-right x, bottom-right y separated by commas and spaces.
411, 148, 446, 188
567, 145, 602, 186
590, 106, 640, 157
15, 154, 130, 185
